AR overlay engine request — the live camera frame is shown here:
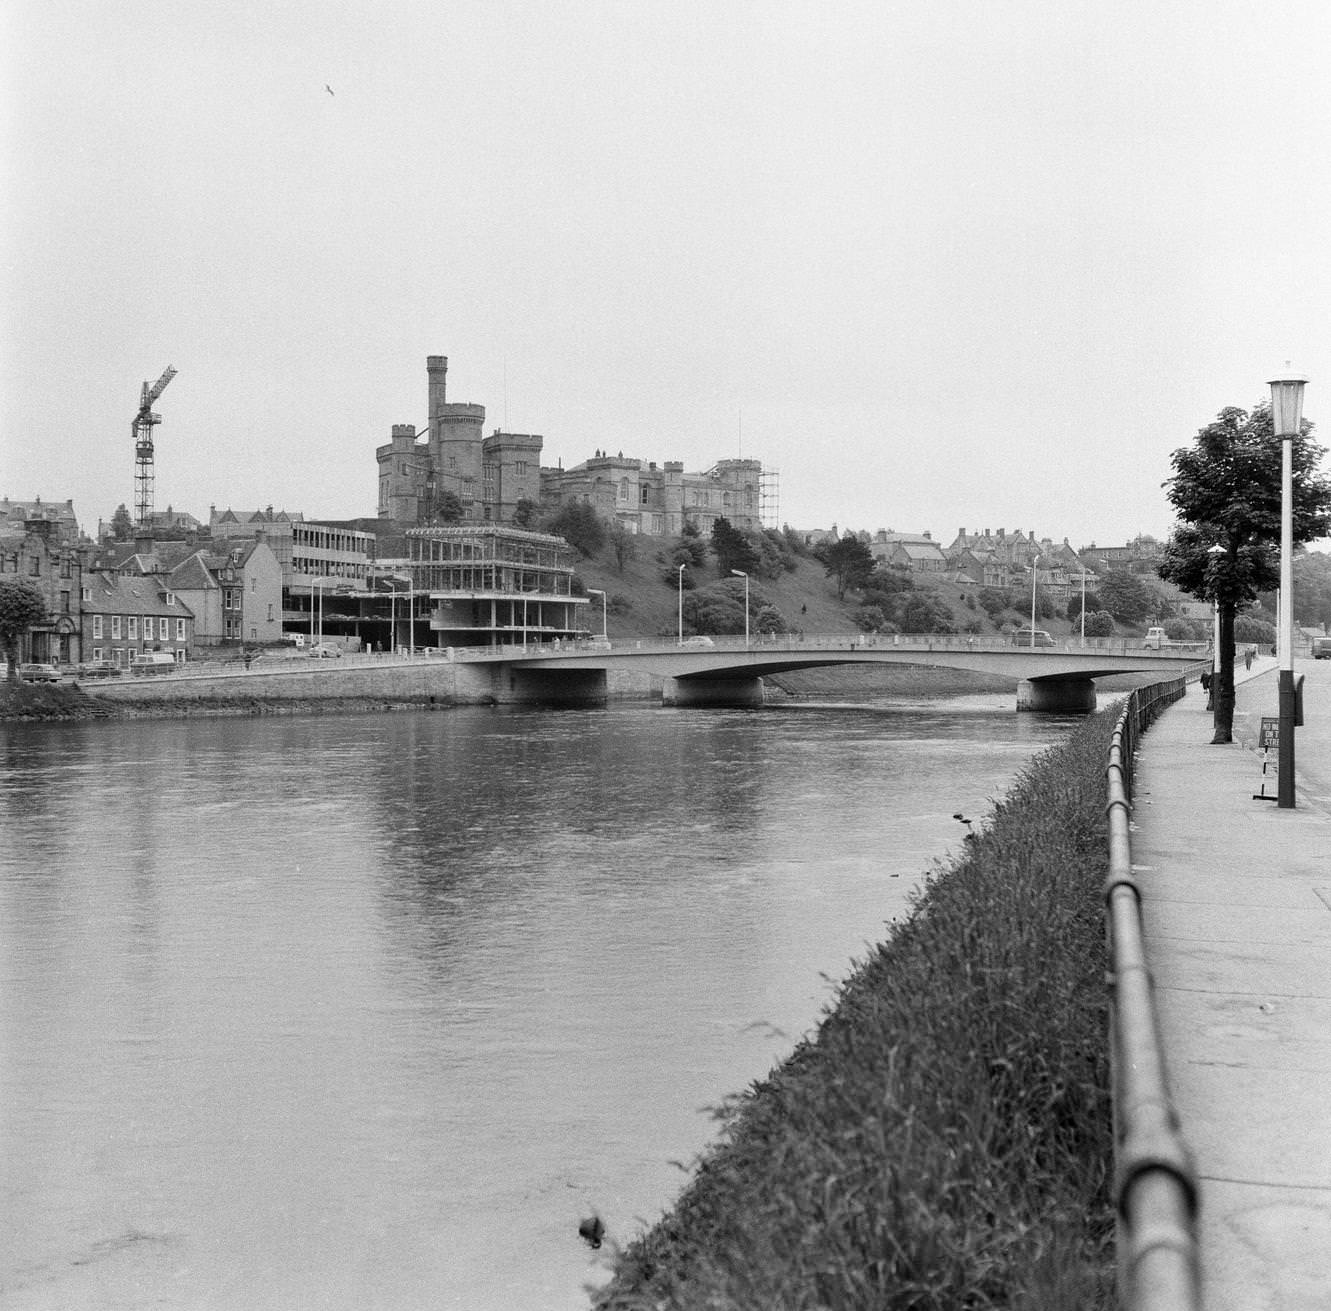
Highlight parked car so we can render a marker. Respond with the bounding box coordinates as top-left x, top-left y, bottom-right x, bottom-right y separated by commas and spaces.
130, 652, 179, 676
680, 635, 715, 647
1010, 629, 1055, 647
307, 643, 343, 658
18, 662, 61, 682
77, 660, 122, 678
1313, 636, 1331, 660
